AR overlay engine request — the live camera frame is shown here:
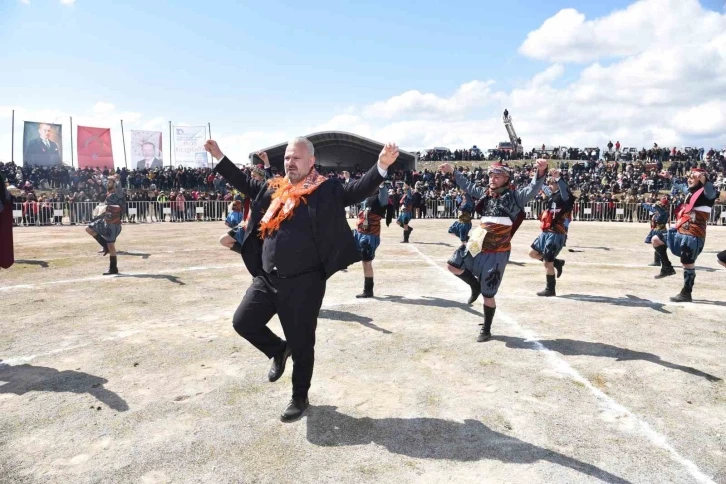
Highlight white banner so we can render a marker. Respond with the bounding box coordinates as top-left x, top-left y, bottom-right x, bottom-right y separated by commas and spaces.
174, 126, 208, 168
130, 130, 163, 170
